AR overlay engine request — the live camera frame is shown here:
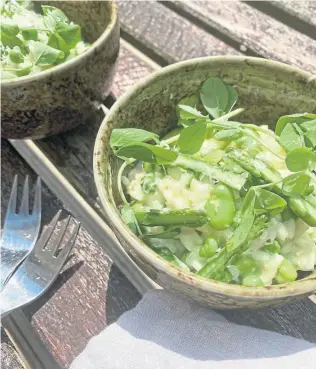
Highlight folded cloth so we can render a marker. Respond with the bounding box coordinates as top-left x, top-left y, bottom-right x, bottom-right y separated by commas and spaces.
70, 290, 316, 369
